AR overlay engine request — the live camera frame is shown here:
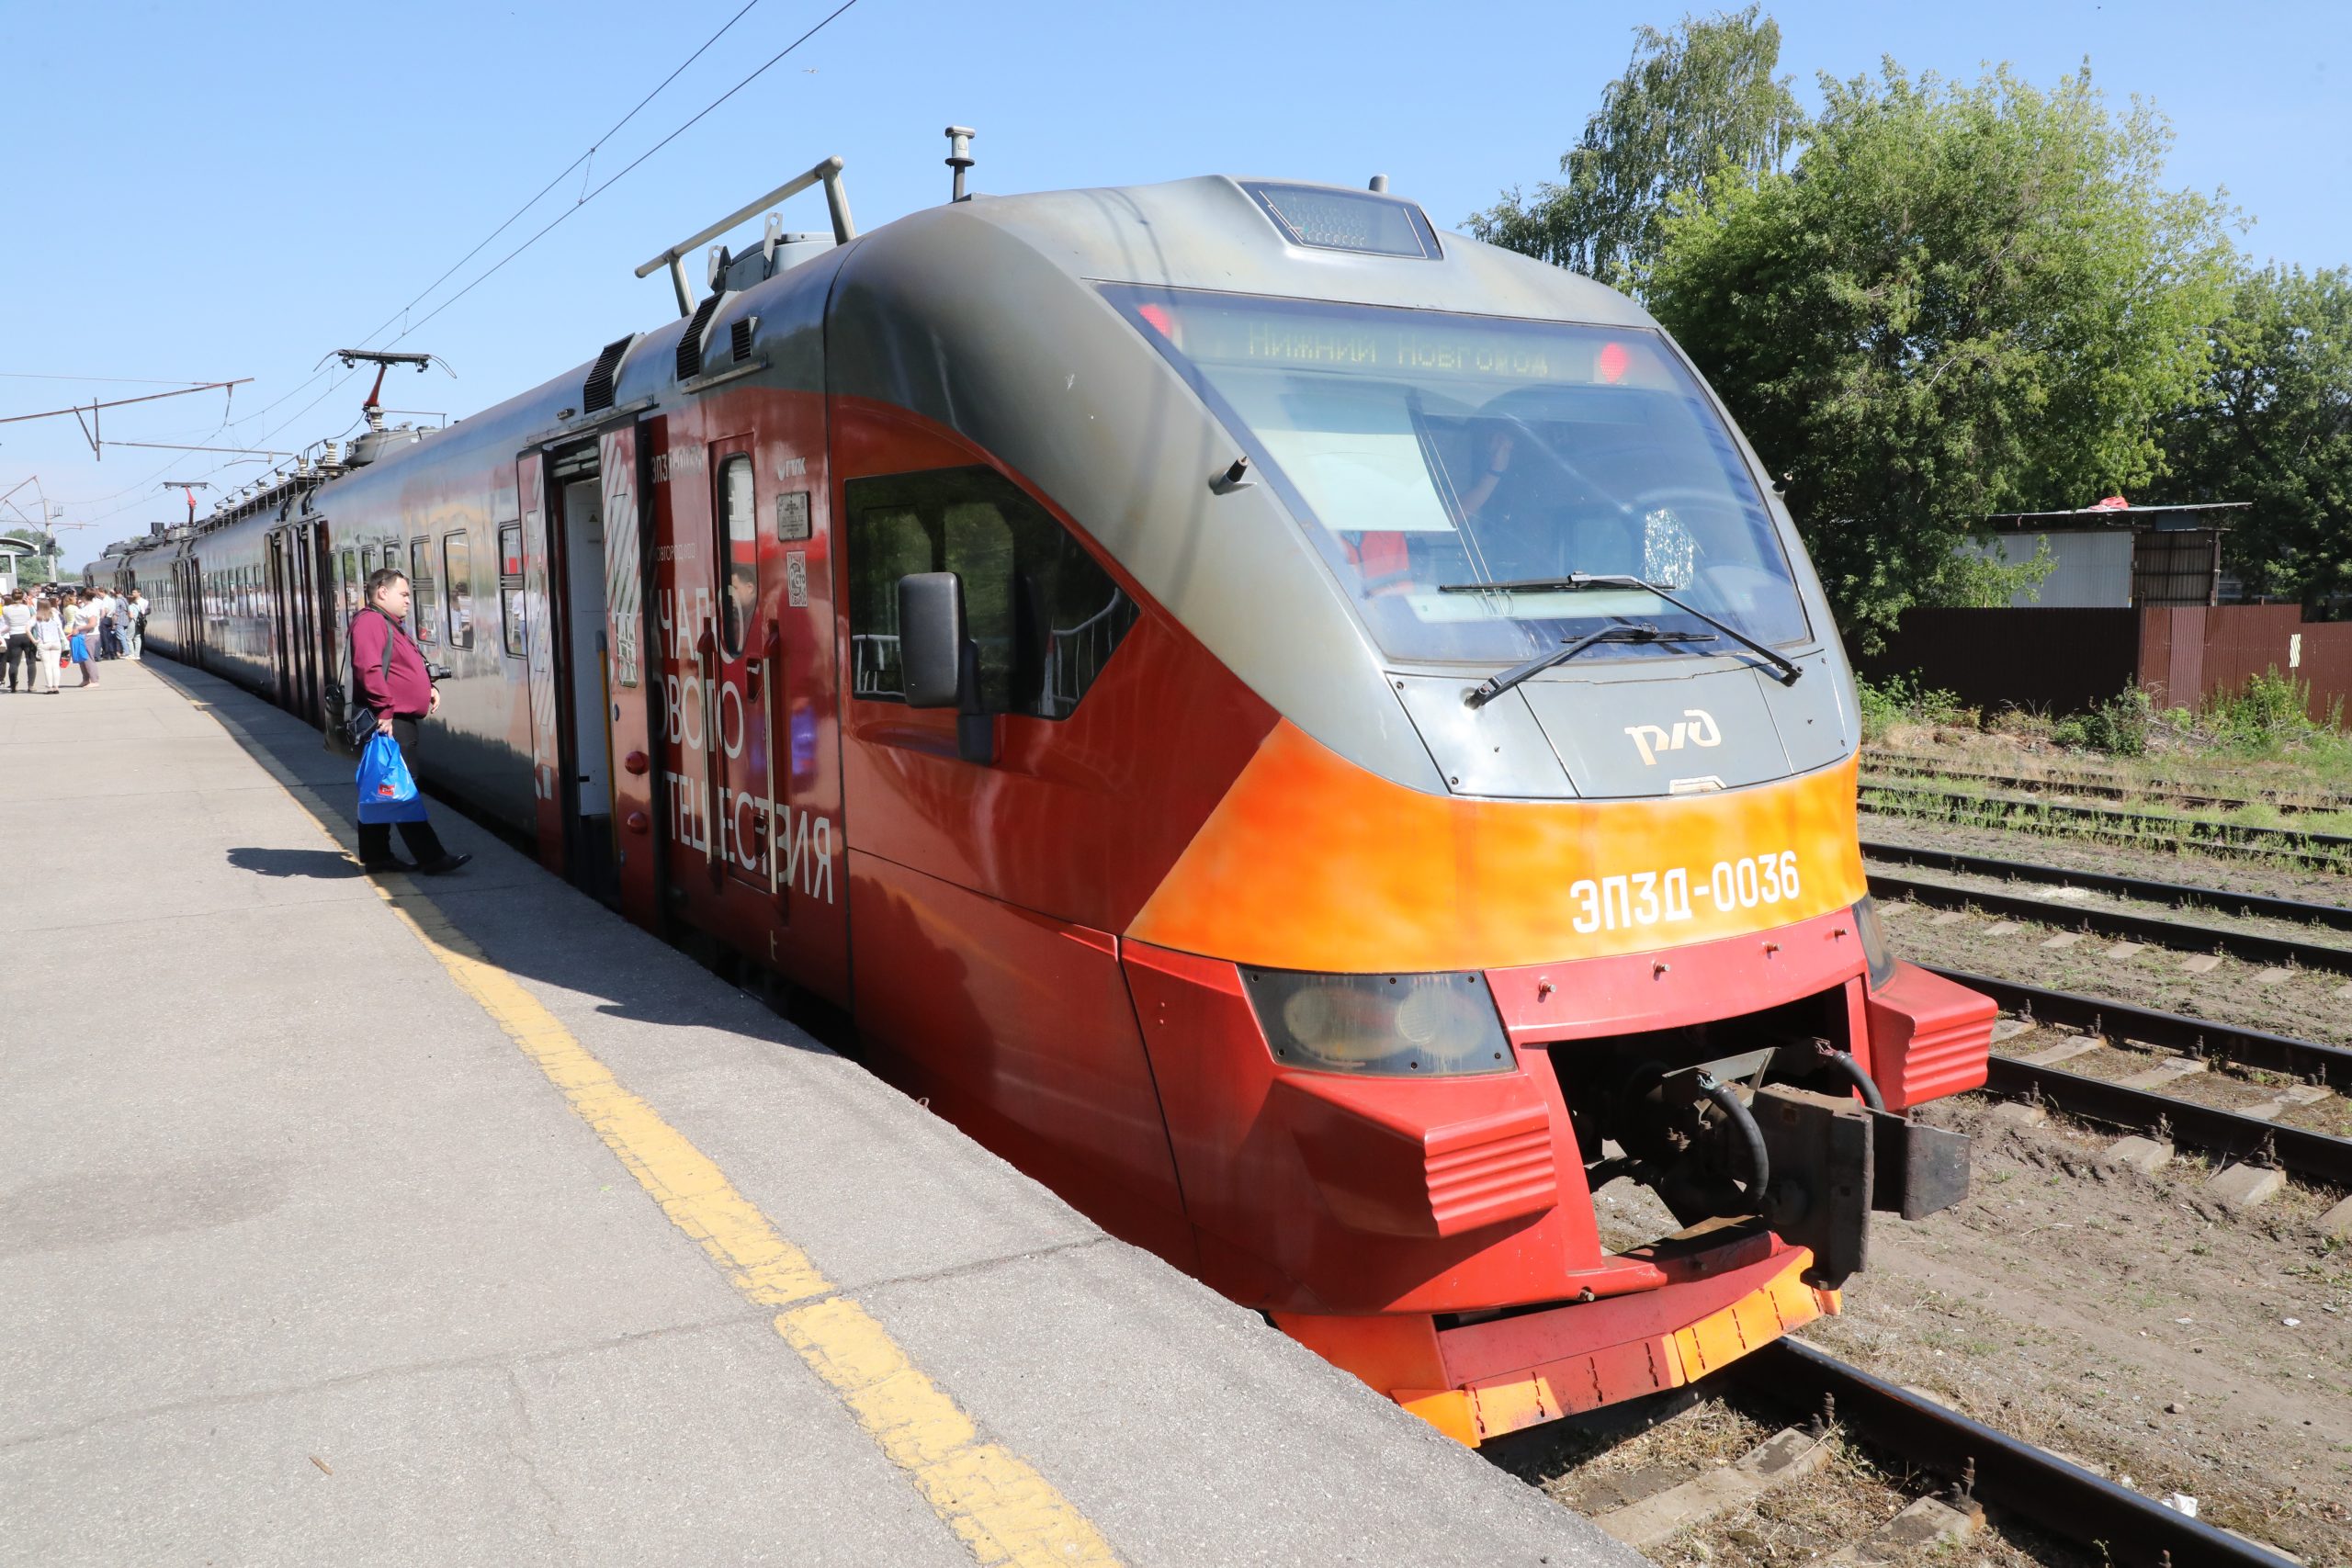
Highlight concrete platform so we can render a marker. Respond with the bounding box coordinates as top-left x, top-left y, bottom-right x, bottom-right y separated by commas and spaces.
0, 660, 1637, 1568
